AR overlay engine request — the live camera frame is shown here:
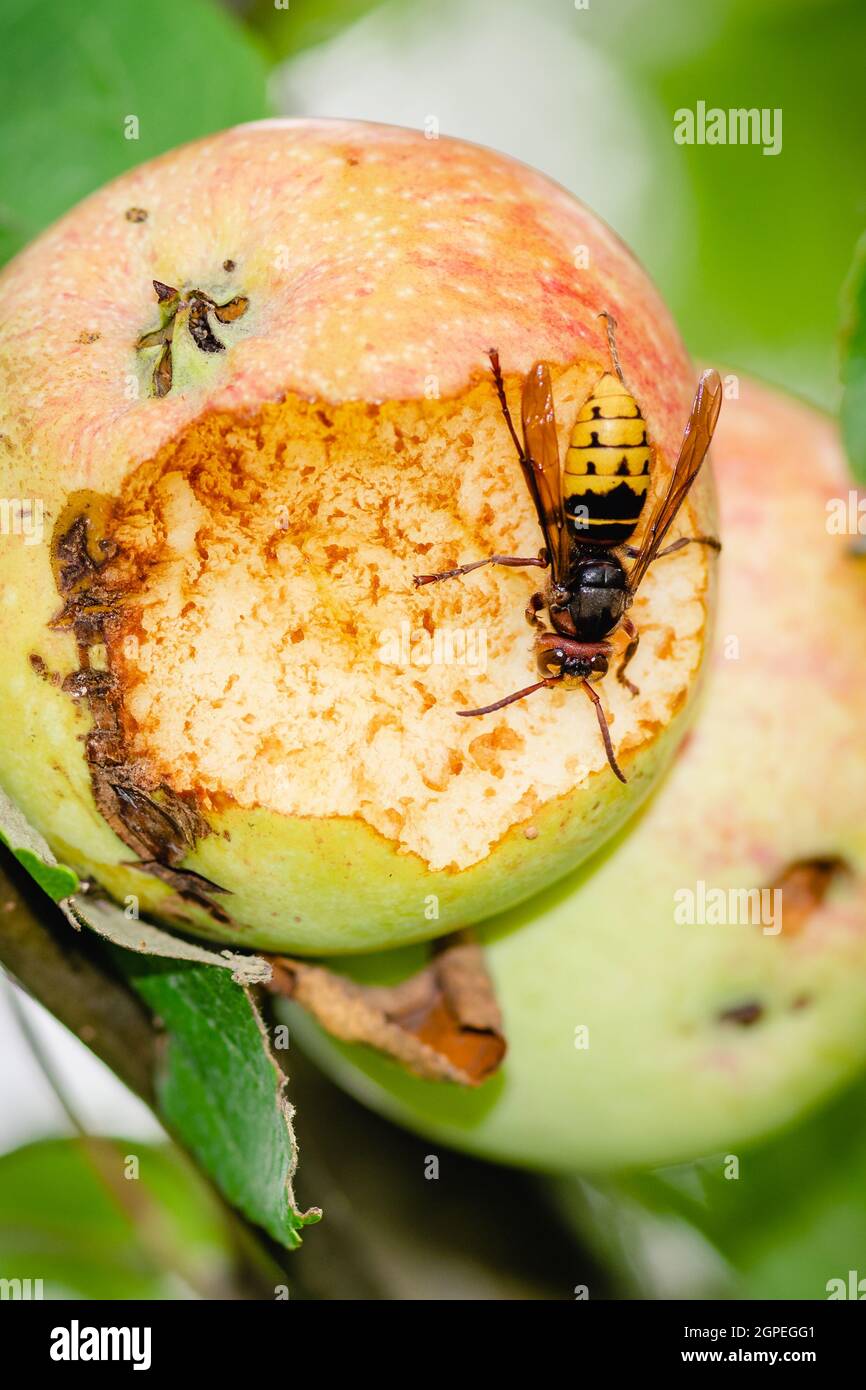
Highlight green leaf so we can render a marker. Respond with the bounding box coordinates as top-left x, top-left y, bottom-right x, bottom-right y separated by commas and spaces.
246, 0, 383, 62
0, 1137, 233, 1300
841, 231, 866, 486
118, 956, 320, 1250
629, 1072, 866, 1299
0, 0, 269, 266
0, 784, 78, 901
559, 1070, 866, 1300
